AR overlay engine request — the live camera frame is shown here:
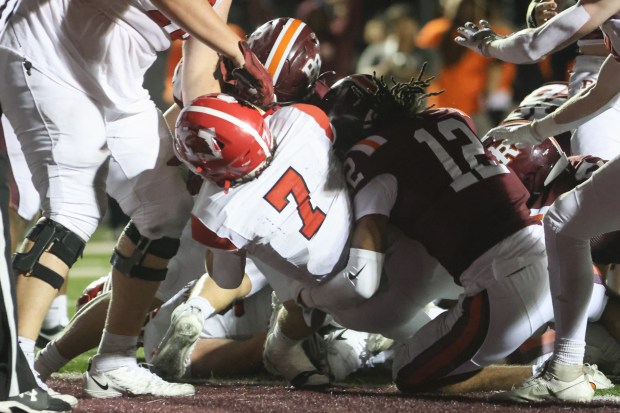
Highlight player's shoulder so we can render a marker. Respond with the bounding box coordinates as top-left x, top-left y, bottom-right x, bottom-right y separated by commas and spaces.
271, 104, 335, 142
